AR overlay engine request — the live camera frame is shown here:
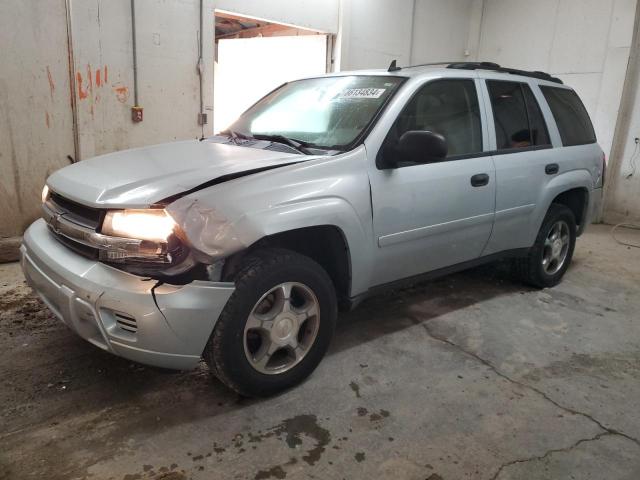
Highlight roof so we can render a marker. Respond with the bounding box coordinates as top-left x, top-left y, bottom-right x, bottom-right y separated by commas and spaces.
324, 61, 567, 87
